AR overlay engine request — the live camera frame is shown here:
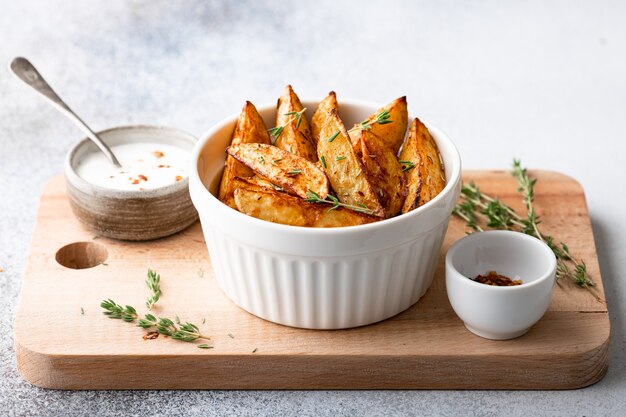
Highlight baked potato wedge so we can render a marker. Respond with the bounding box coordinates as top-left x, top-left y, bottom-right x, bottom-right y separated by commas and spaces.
315, 109, 384, 218
227, 143, 329, 199
218, 101, 271, 208
350, 96, 408, 154
233, 186, 378, 228
274, 85, 317, 162
399, 118, 446, 213
231, 176, 278, 193
354, 129, 407, 218
311, 91, 338, 147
